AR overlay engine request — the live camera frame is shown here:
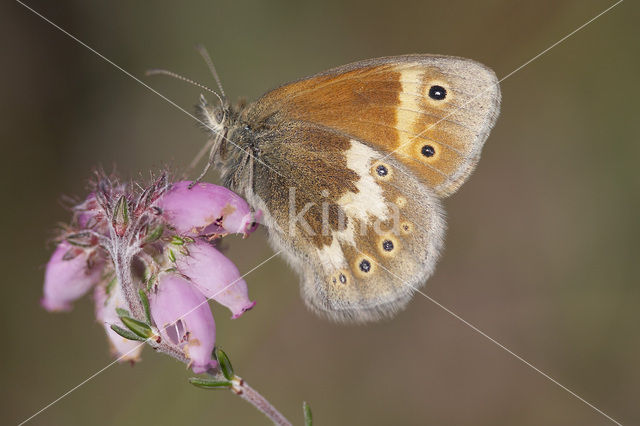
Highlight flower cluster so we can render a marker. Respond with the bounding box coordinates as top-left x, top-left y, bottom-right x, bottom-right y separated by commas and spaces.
42, 173, 260, 373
